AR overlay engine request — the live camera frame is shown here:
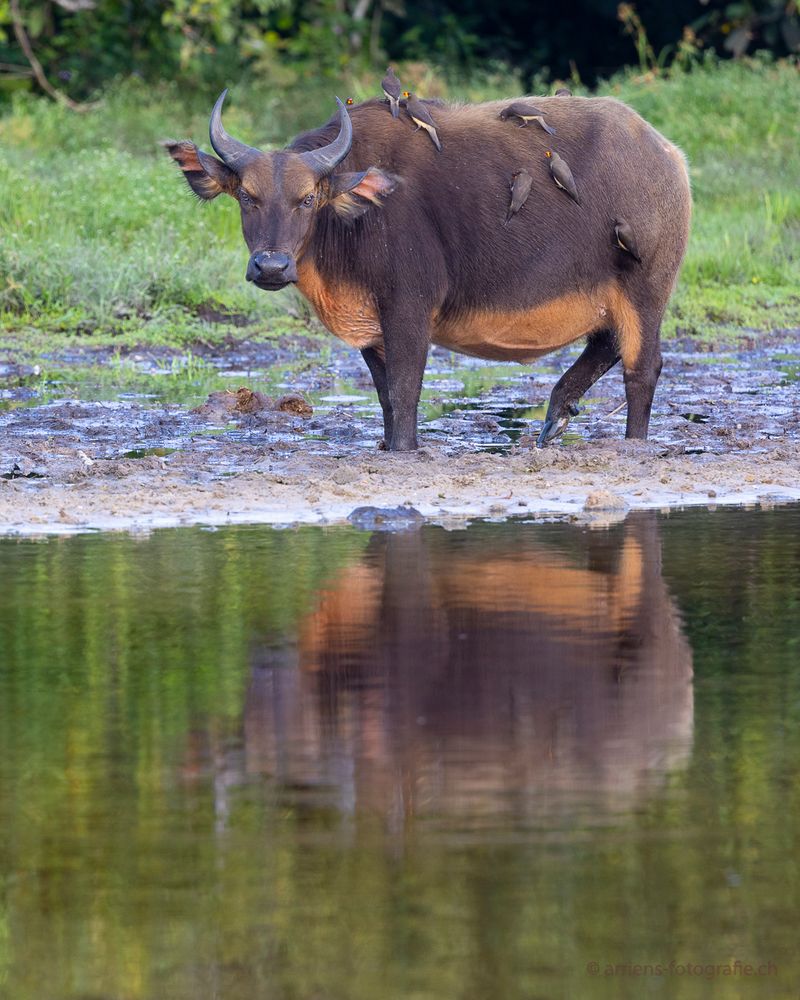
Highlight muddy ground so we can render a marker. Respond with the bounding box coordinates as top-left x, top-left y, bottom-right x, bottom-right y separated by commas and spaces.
1, 331, 798, 534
